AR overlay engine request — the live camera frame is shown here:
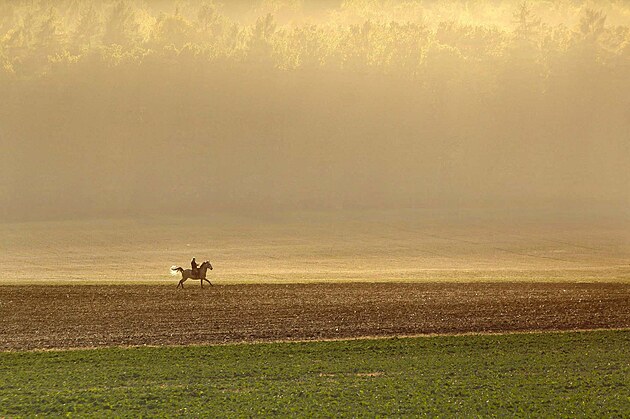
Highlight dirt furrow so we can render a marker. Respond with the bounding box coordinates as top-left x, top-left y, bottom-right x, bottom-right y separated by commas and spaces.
1, 282, 629, 351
